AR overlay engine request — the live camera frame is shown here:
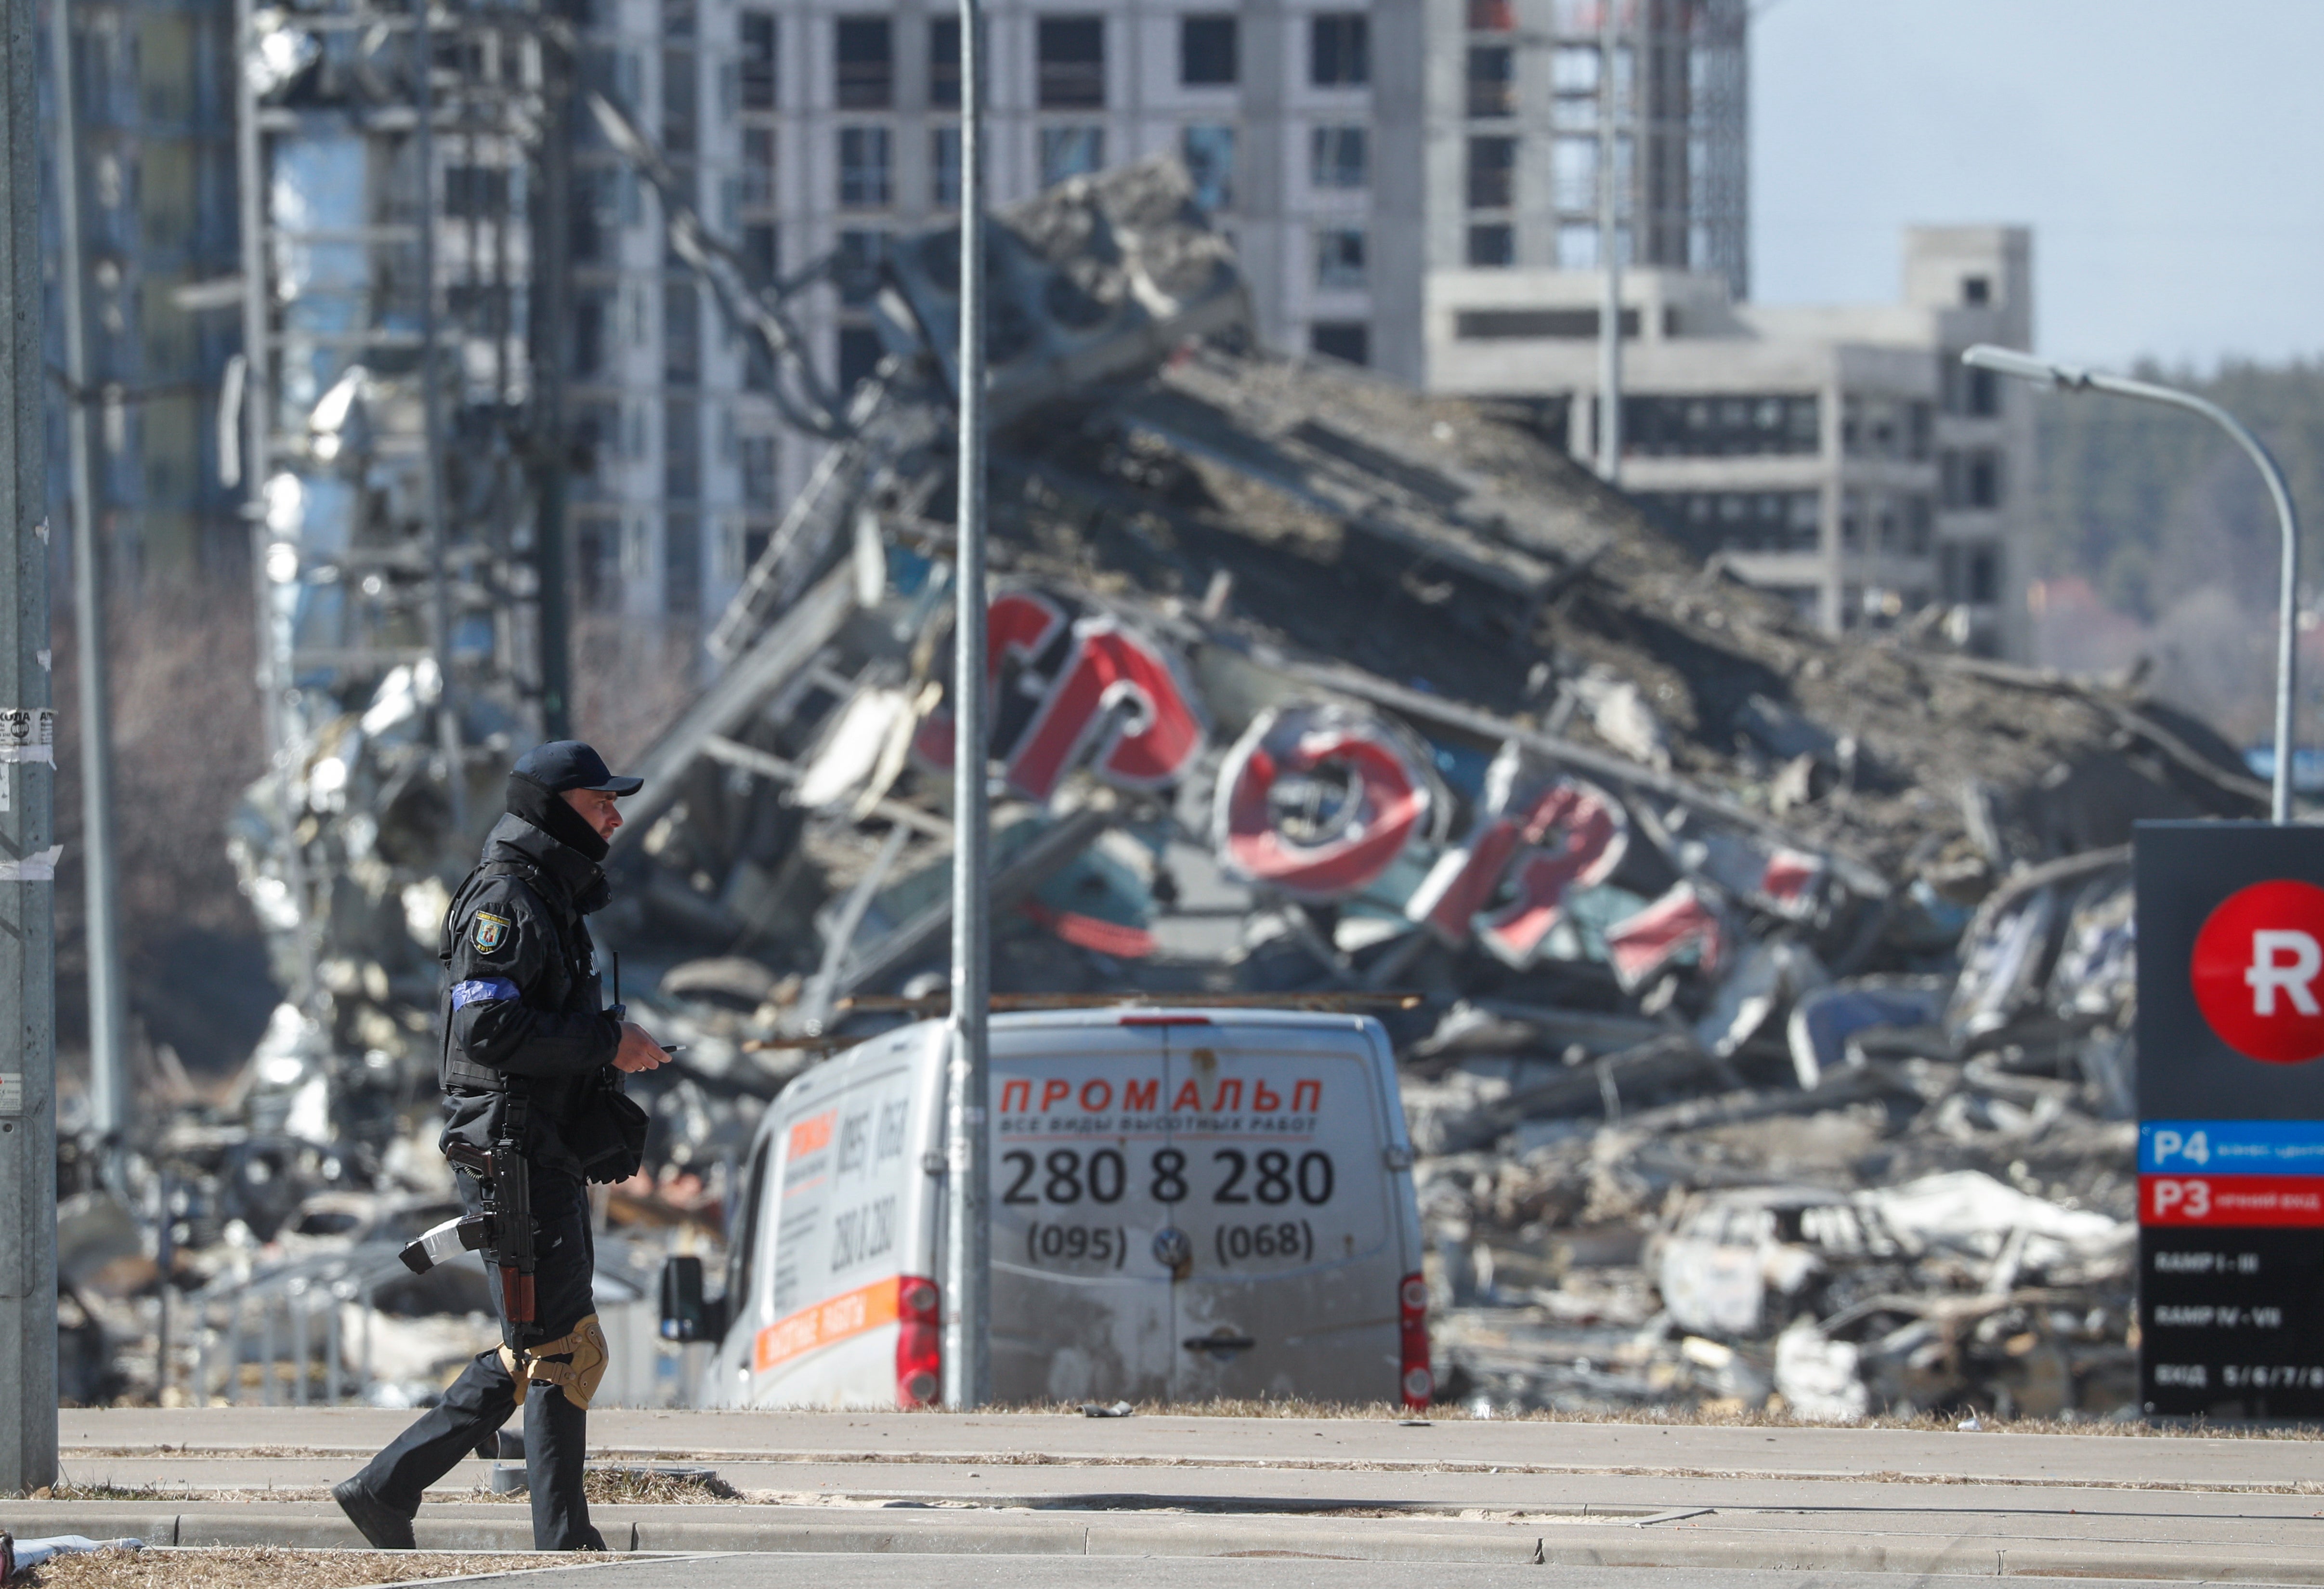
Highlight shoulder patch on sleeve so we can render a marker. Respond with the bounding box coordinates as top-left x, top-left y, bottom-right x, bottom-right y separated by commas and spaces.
471, 910, 514, 954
